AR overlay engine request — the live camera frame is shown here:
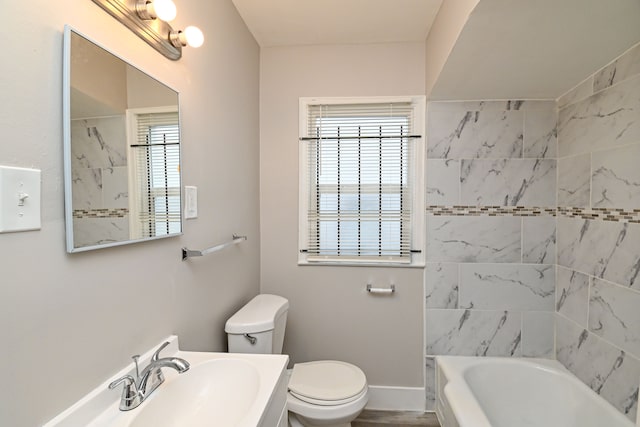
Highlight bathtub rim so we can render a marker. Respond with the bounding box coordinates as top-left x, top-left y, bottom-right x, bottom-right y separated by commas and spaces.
435, 356, 635, 427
